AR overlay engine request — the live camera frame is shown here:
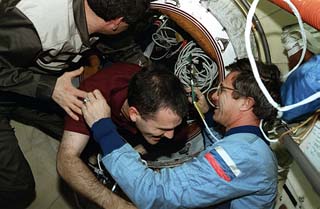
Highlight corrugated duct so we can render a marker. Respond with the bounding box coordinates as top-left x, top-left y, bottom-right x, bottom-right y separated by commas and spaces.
270, 0, 320, 30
